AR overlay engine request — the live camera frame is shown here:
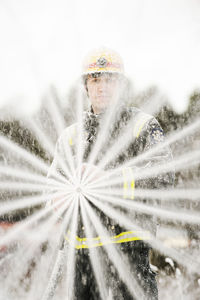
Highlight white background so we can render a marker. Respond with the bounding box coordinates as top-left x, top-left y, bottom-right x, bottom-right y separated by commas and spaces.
0, 0, 200, 114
